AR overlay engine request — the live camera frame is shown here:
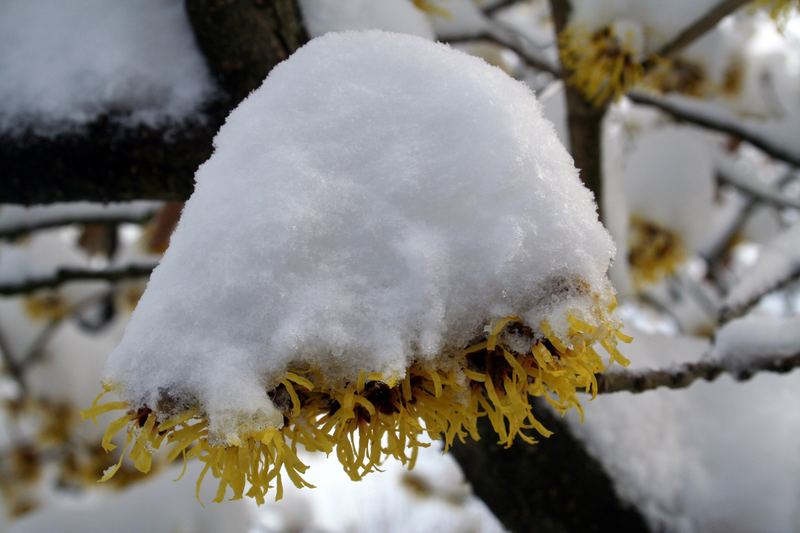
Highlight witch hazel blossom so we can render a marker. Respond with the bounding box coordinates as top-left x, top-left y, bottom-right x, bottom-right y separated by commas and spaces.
83, 30, 631, 504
